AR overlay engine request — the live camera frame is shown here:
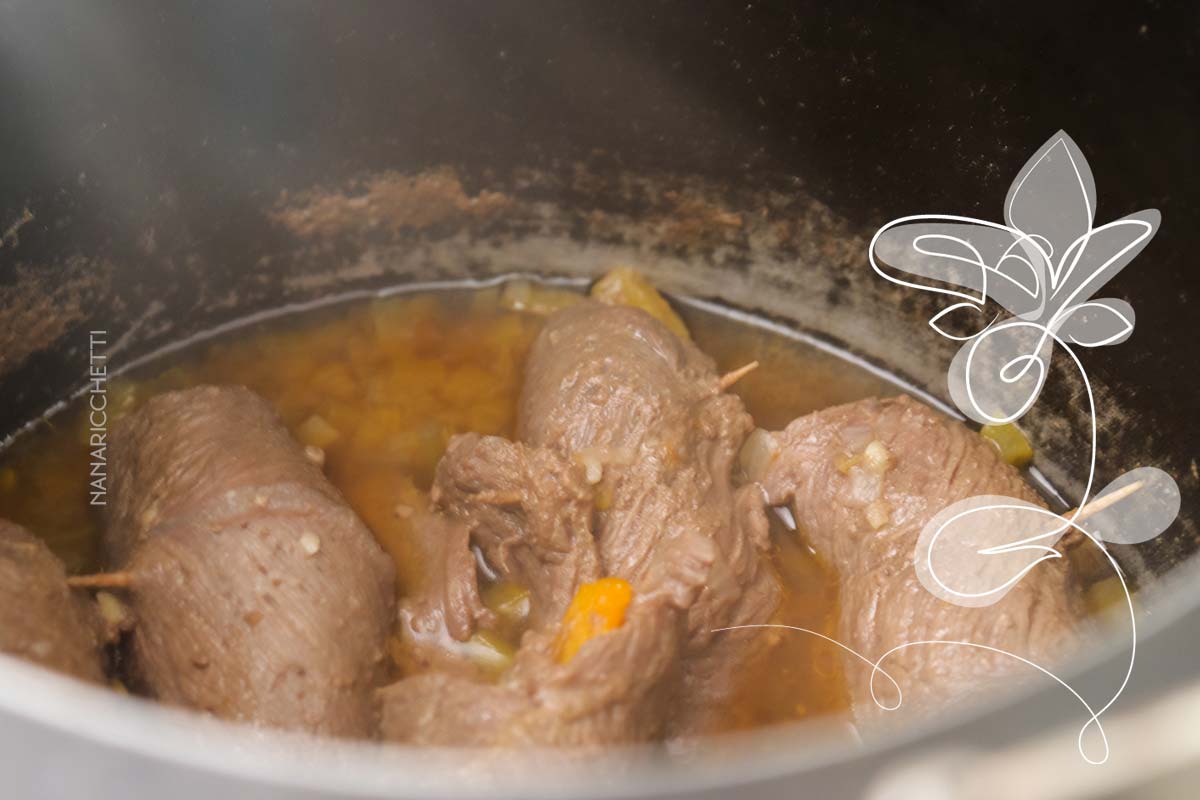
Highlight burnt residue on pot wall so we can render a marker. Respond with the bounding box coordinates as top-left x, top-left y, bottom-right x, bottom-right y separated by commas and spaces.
1, 2, 1196, 579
